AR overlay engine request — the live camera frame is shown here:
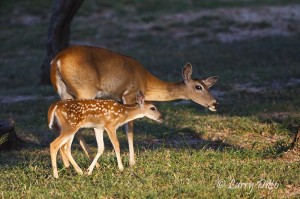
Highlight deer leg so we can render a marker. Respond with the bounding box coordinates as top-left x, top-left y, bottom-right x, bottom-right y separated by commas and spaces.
50, 133, 72, 178
106, 128, 123, 171
59, 147, 70, 168
125, 121, 135, 166
75, 131, 100, 168
57, 91, 73, 167
87, 128, 104, 175
62, 134, 83, 175
122, 95, 136, 166
53, 129, 70, 168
